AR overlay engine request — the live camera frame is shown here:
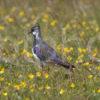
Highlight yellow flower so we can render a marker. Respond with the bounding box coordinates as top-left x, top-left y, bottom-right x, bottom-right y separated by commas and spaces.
42, 13, 49, 22
29, 84, 35, 92
59, 89, 65, 95
0, 67, 5, 74
45, 84, 51, 90
83, 62, 90, 67
14, 81, 27, 90
7, 82, 11, 86
50, 20, 57, 27
28, 73, 34, 79
63, 24, 70, 30
75, 54, 84, 64
21, 49, 33, 58
92, 48, 98, 57
44, 72, 49, 79
30, 88, 34, 92
64, 47, 73, 54
56, 44, 62, 51
4, 38, 8, 42
96, 66, 100, 71
36, 72, 41, 77
26, 51, 32, 58
70, 83, 75, 88
6, 17, 14, 23
67, 56, 72, 62
92, 53, 97, 57
97, 88, 100, 93
43, 13, 49, 19
20, 81, 27, 88
64, 47, 69, 53
21, 49, 27, 54
75, 59, 83, 64
0, 77, 4, 82
87, 75, 93, 79
19, 11, 25, 17
95, 27, 99, 32
2, 91, 8, 96
78, 48, 87, 54
0, 25, 5, 31
75, 60, 78, 64
14, 84, 20, 90
82, 21, 86, 26
69, 47, 74, 51
78, 54, 84, 59
79, 31, 85, 37
25, 97, 30, 100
